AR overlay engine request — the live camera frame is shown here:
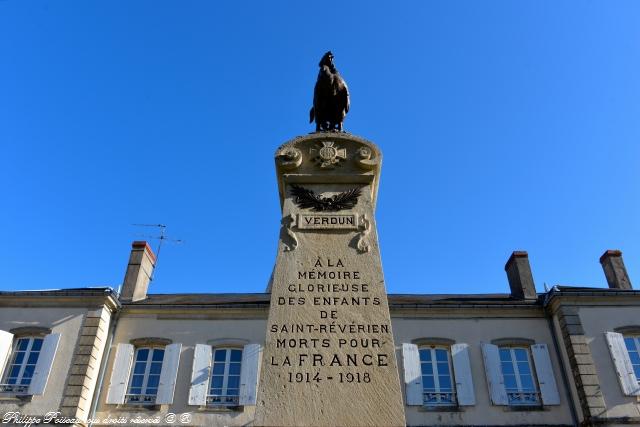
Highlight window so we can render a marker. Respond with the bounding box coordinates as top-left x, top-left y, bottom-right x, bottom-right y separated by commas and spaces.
106, 341, 181, 406
623, 335, 640, 384
403, 342, 475, 407
126, 347, 165, 405
0, 337, 43, 393
499, 347, 539, 406
188, 343, 262, 407
419, 346, 455, 406
208, 348, 243, 406
482, 341, 559, 406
